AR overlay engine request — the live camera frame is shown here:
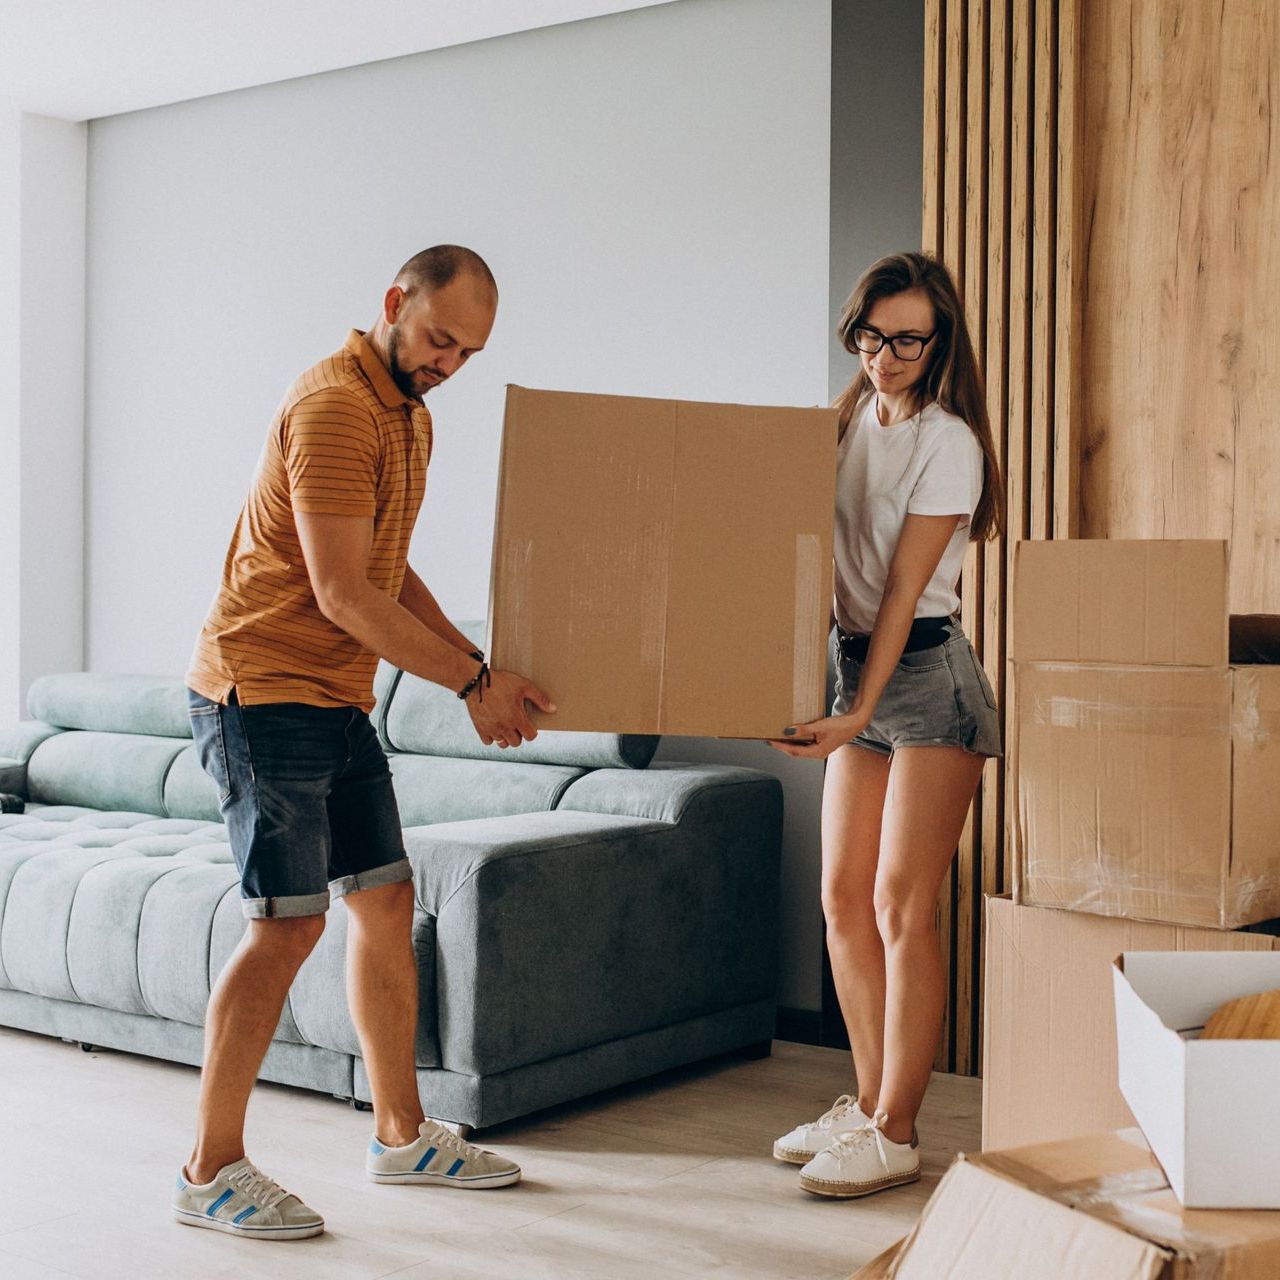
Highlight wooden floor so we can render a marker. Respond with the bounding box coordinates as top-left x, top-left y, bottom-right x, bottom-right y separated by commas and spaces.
0, 1028, 980, 1279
